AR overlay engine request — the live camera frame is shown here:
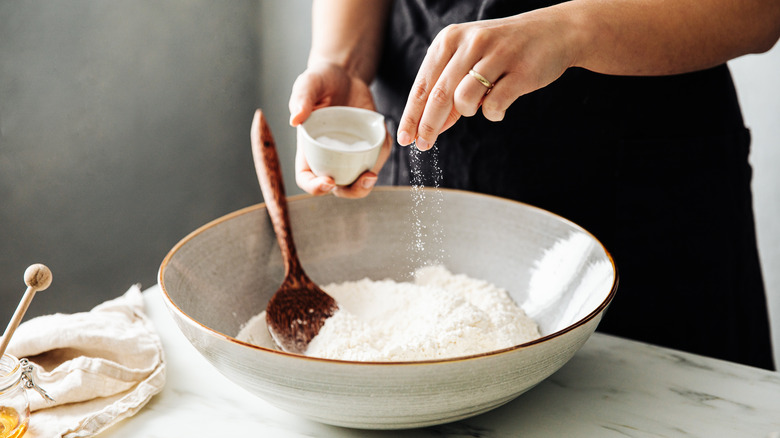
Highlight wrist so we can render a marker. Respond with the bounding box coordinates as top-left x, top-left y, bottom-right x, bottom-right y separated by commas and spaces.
551, 0, 601, 70
307, 52, 372, 84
